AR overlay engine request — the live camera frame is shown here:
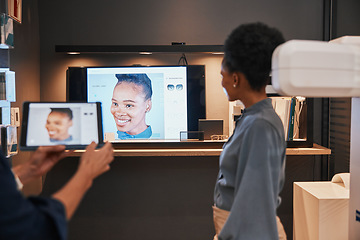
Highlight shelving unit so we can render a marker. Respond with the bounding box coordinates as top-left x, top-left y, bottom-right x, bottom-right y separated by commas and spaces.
55, 45, 224, 54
